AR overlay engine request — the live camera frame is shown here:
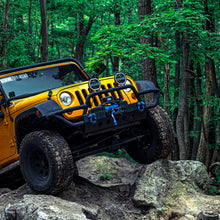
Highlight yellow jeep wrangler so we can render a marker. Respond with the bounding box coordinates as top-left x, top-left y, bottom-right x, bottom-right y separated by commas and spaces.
0, 58, 174, 194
